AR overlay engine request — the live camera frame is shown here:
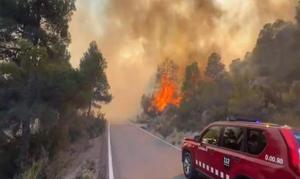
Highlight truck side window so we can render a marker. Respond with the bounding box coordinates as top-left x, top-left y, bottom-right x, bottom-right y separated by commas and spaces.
221, 127, 244, 151
201, 126, 222, 146
247, 129, 266, 155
